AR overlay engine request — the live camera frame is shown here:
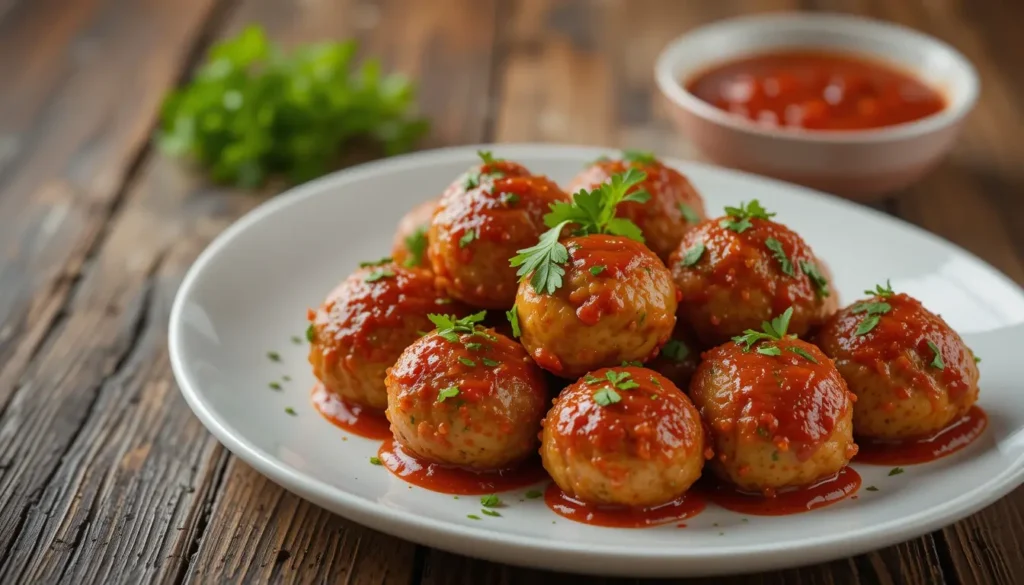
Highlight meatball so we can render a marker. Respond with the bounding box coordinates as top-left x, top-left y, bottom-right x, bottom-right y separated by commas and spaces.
308, 262, 462, 410
391, 198, 437, 269
669, 205, 837, 346
648, 323, 703, 391
541, 366, 706, 507
428, 158, 567, 308
815, 289, 980, 439
567, 153, 707, 261
516, 234, 677, 378
385, 322, 548, 469
689, 337, 857, 494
